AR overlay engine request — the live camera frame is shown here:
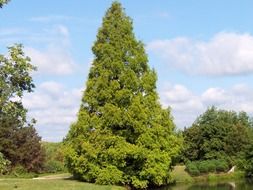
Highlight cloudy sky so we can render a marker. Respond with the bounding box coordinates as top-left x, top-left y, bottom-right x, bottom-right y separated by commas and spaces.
1, 0, 253, 141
